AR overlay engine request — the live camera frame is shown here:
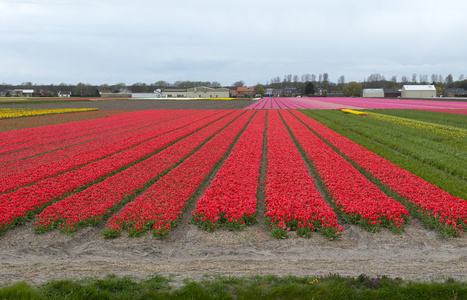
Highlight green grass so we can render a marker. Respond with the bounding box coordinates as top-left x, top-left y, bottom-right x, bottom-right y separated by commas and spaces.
300, 109, 467, 199
1, 274, 466, 299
